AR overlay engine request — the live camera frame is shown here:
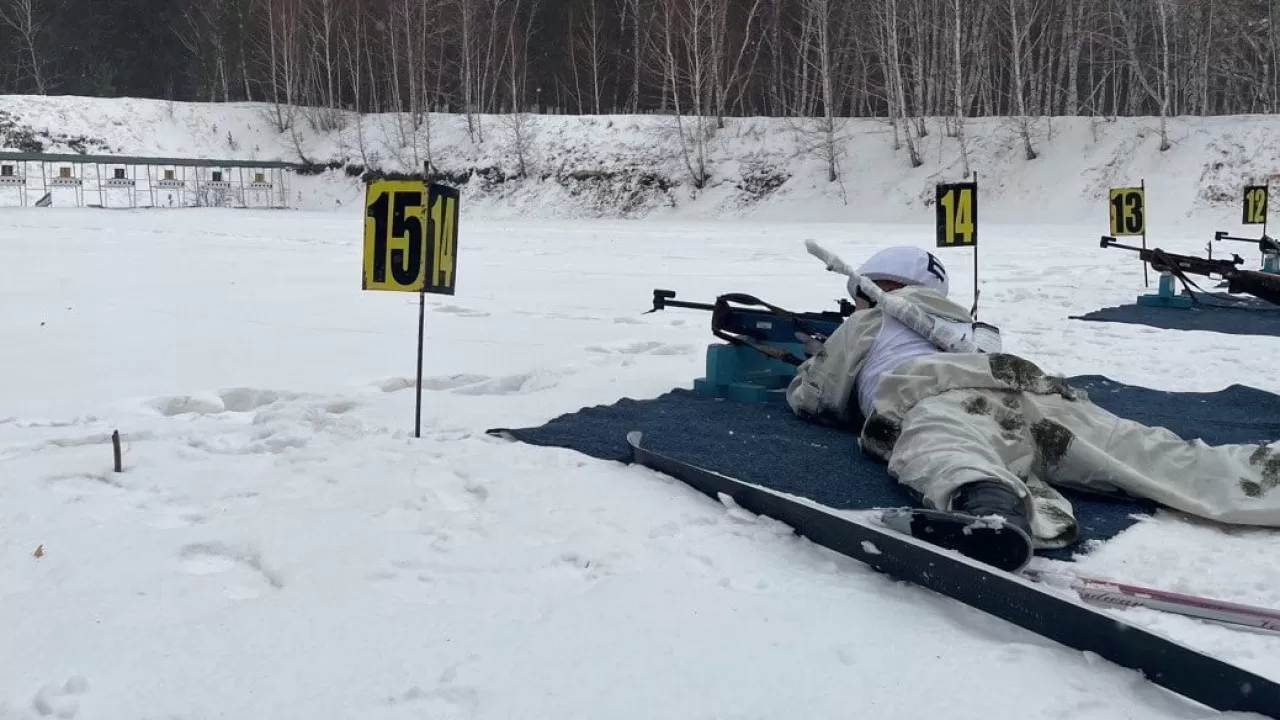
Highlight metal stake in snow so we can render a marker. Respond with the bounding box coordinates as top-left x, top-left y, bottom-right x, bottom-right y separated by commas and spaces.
804, 239, 979, 354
